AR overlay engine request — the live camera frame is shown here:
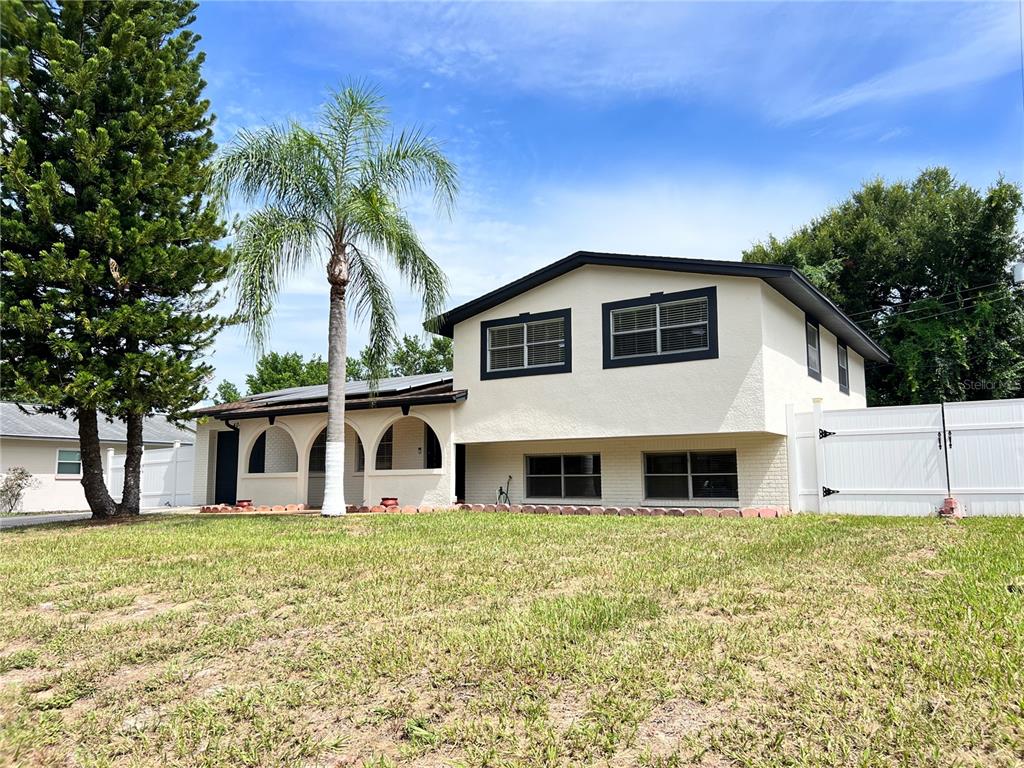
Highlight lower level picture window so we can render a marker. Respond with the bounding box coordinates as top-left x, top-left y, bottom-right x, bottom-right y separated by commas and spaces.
644, 451, 738, 500
525, 454, 601, 499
